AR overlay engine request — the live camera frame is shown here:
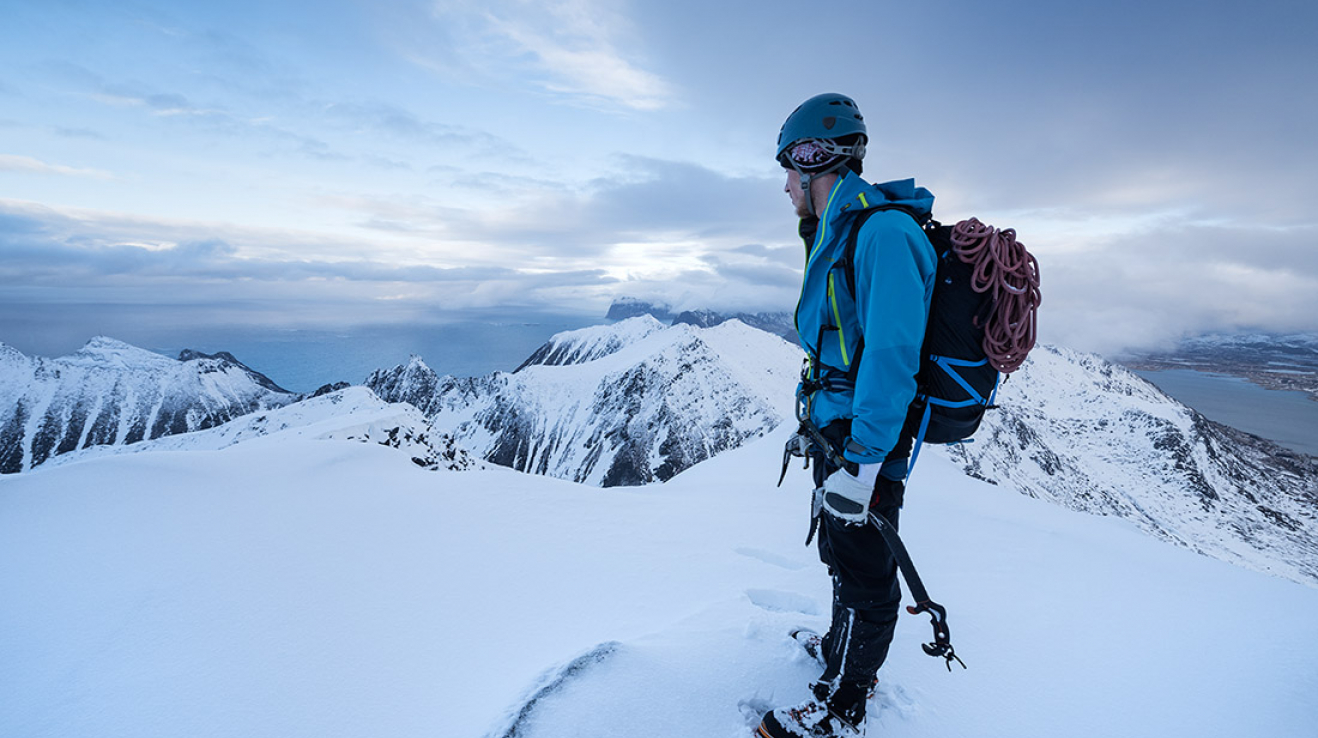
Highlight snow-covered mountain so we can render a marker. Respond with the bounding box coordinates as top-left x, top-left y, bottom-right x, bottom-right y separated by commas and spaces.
4, 324, 1313, 589
950, 345, 1318, 586
671, 308, 798, 343
603, 297, 798, 343
0, 338, 298, 474
368, 317, 802, 487
360, 319, 1318, 586
4, 399, 1316, 738
514, 314, 669, 370
38, 386, 479, 473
